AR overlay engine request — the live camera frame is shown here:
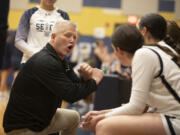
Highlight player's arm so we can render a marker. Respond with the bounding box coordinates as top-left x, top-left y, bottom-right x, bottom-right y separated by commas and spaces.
15, 9, 38, 57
